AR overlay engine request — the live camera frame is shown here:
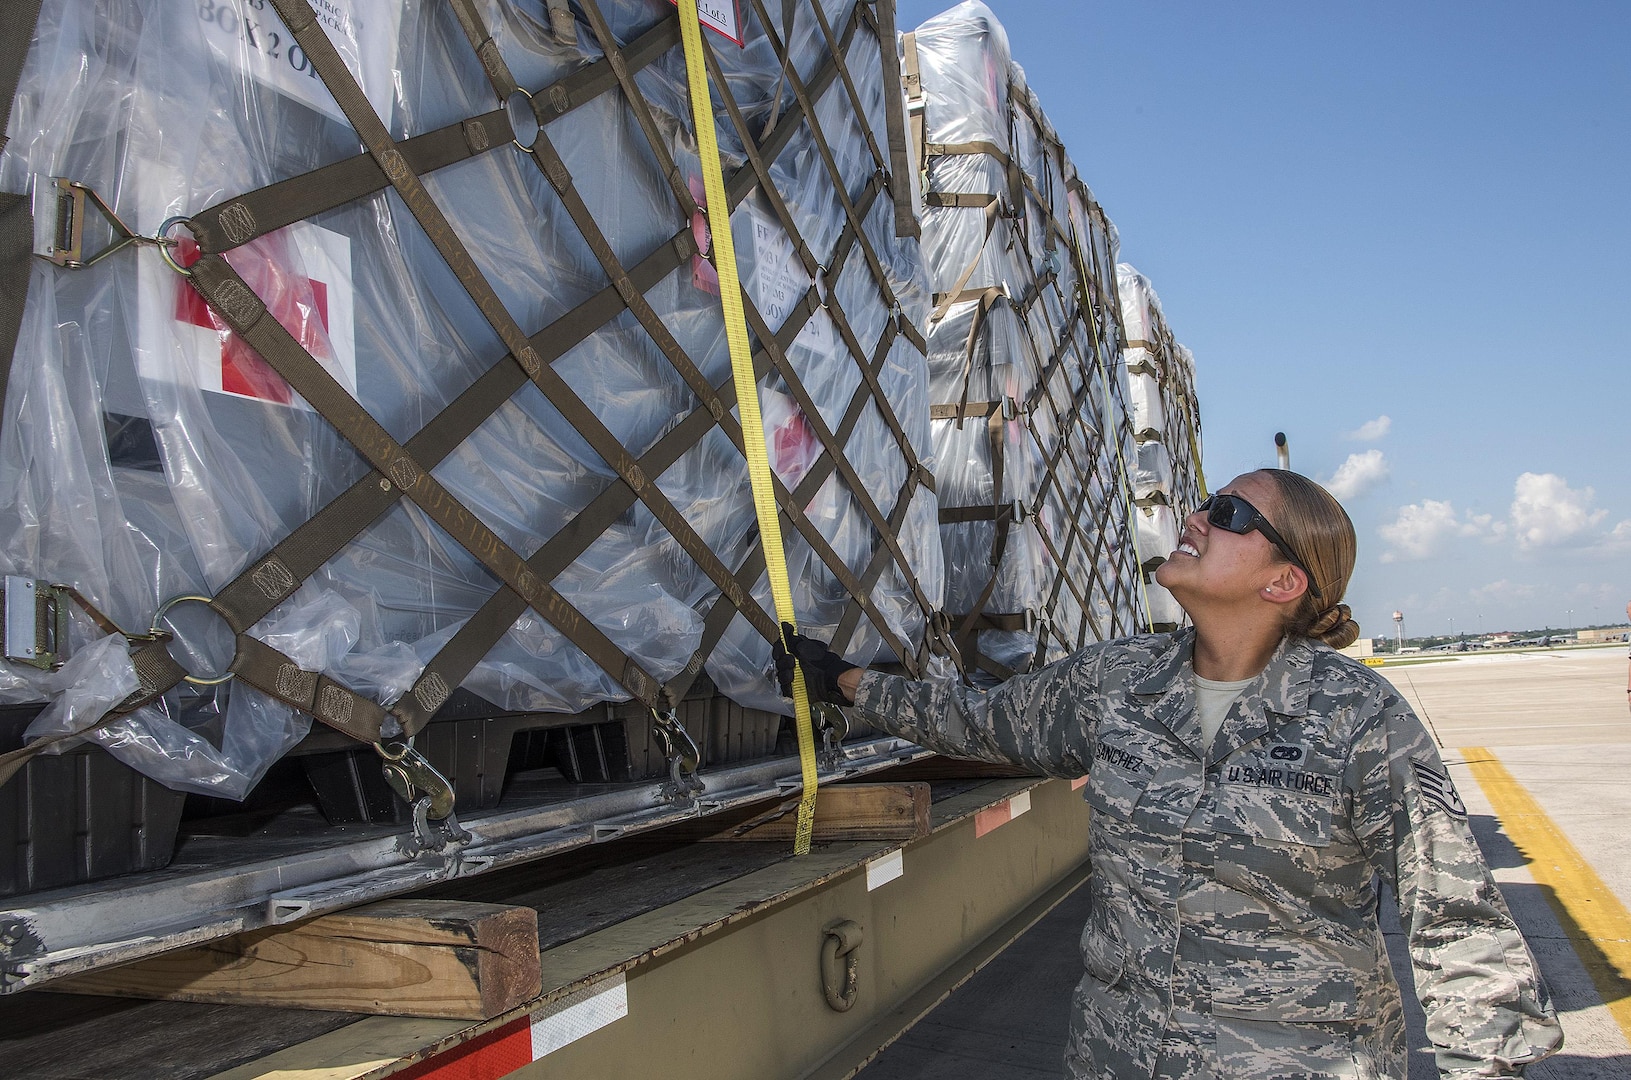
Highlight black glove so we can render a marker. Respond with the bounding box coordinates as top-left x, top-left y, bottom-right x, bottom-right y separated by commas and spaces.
771, 623, 859, 705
